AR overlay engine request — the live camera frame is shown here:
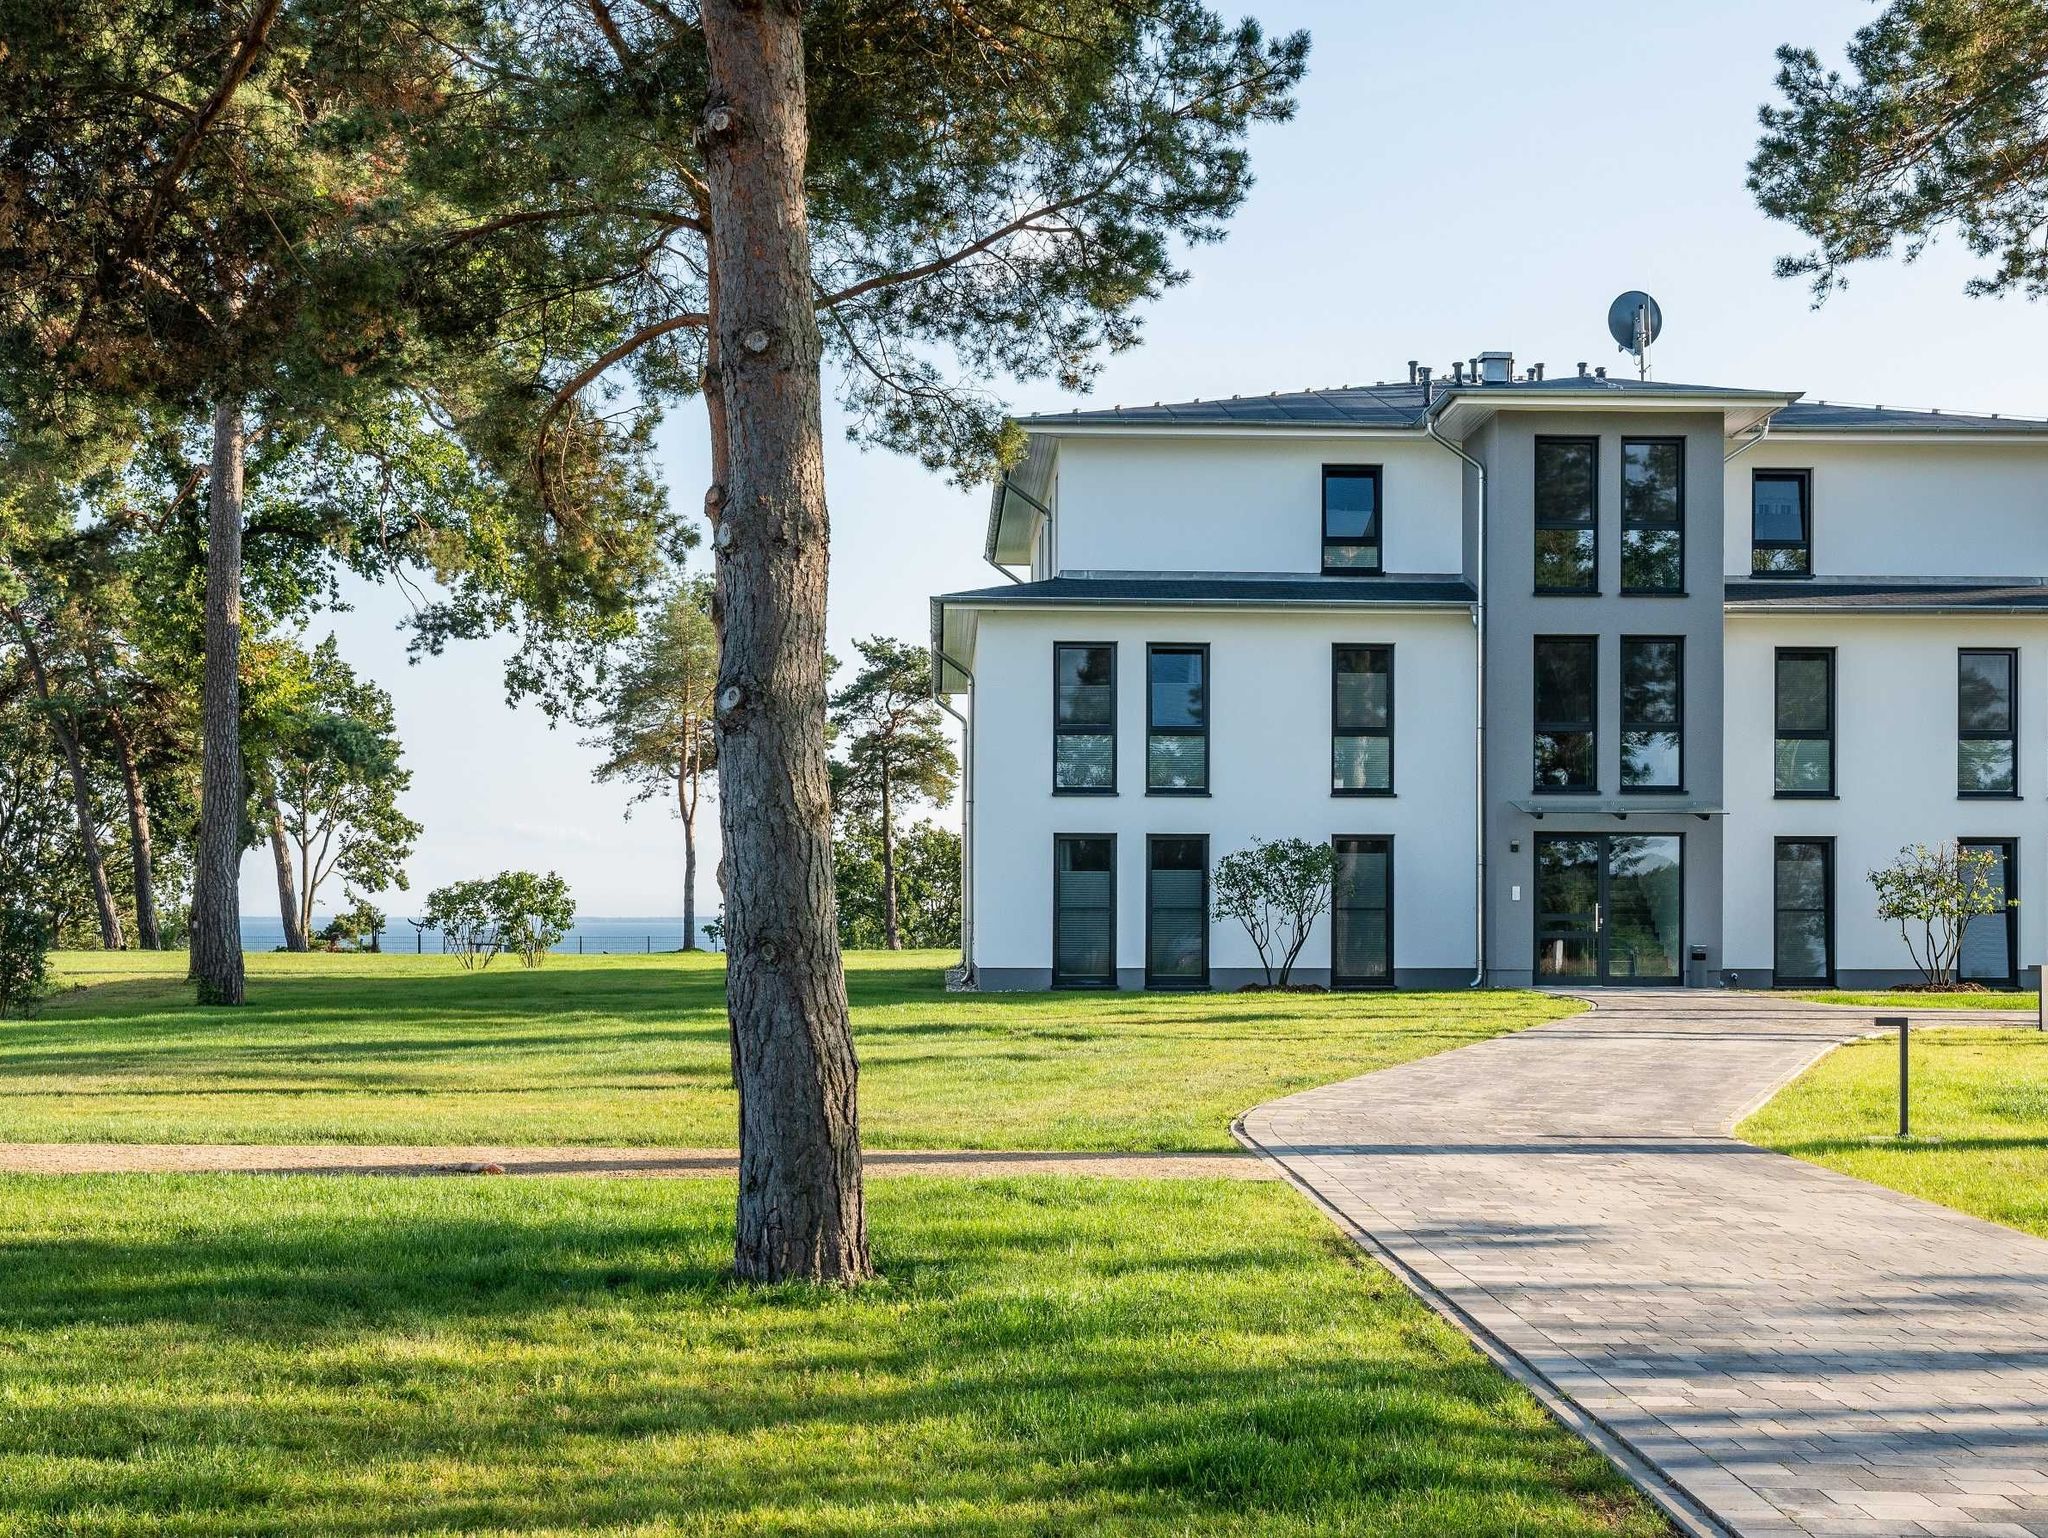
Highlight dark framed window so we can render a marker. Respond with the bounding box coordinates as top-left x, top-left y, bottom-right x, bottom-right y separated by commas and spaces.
1053, 834, 1115, 987
1534, 437, 1598, 593
1331, 836, 1393, 989
1322, 465, 1382, 574
1145, 835, 1208, 989
1959, 648, 2018, 797
1146, 643, 1208, 793
1753, 470, 1812, 576
1332, 644, 1393, 795
1773, 838, 1834, 986
1774, 648, 1835, 797
1621, 438, 1684, 593
1053, 643, 1116, 793
1533, 635, 1597, 791
1959, 838, 2020, 986
1621, 637, 1683, 791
